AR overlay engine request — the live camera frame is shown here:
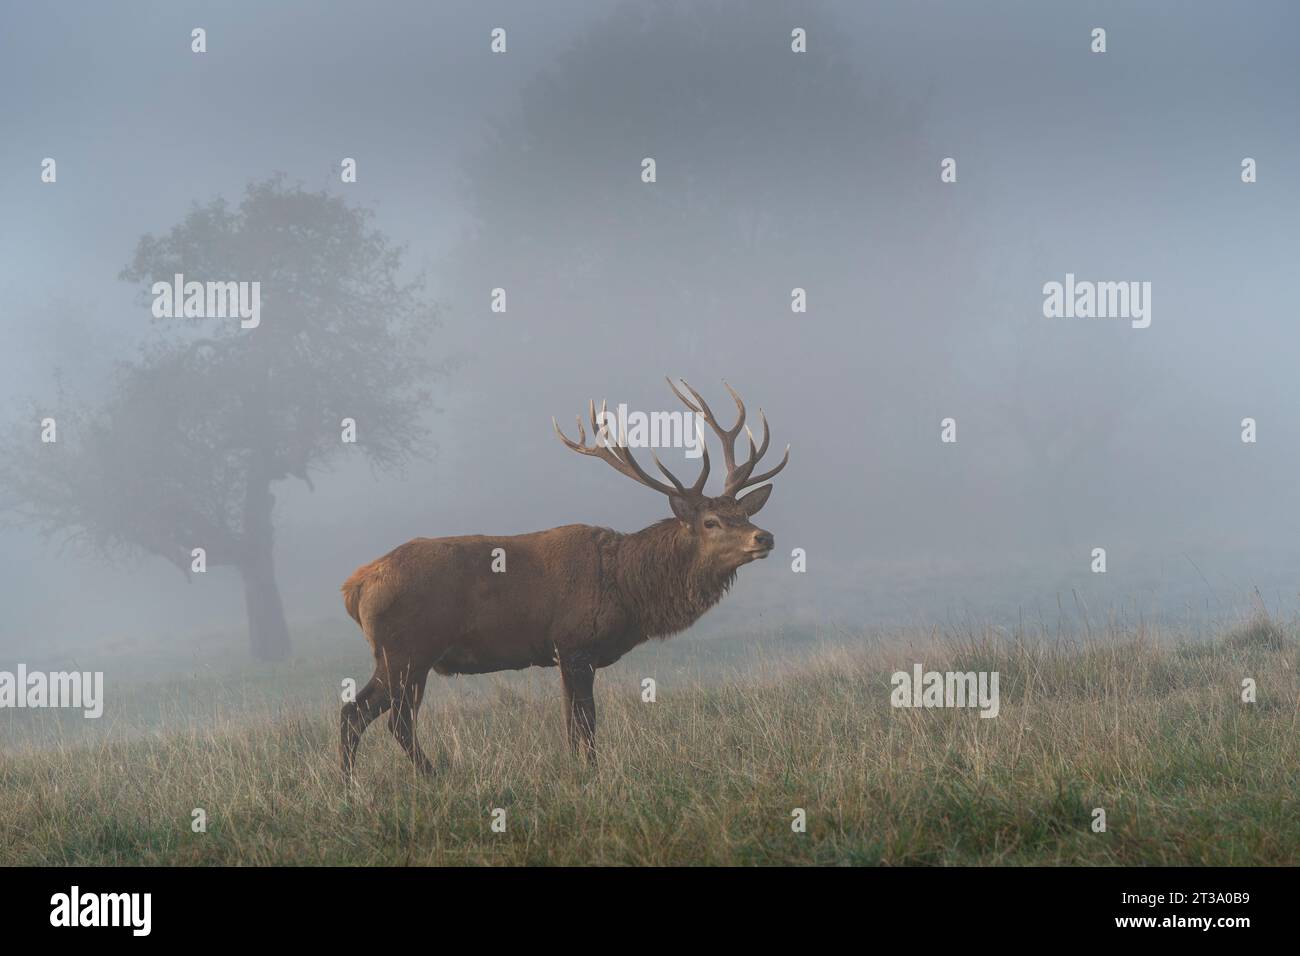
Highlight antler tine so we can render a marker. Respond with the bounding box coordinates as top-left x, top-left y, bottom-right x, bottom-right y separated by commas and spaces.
552, 414, 586, 451
555, 396, 700, 499
665, 378, 717, 495
589, 399, 609, 448
670, 378, 786, 498
653, 424, 711, 495
688, 418, 711, 494
721, 381, 748, 432
683, 378, 745, 437
723, 409, 775, 495
651, 452, 686, 493
618, 434, 684, 494
674, 378, 744, 476
666, 377, 703, 414
751, 411, 772, 462
733, 443, 790, 494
